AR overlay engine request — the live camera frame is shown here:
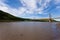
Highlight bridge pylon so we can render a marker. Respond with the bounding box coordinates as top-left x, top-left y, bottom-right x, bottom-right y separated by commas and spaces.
48, 13, 52, 22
